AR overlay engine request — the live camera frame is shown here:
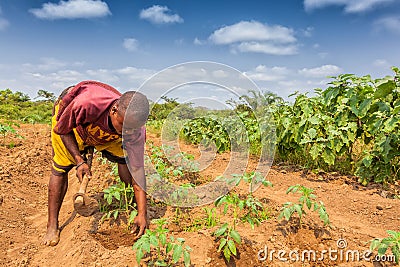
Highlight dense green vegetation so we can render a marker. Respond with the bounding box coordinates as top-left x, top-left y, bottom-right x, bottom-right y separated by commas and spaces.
273, 67, 399, 184
0, 89, 54, 124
